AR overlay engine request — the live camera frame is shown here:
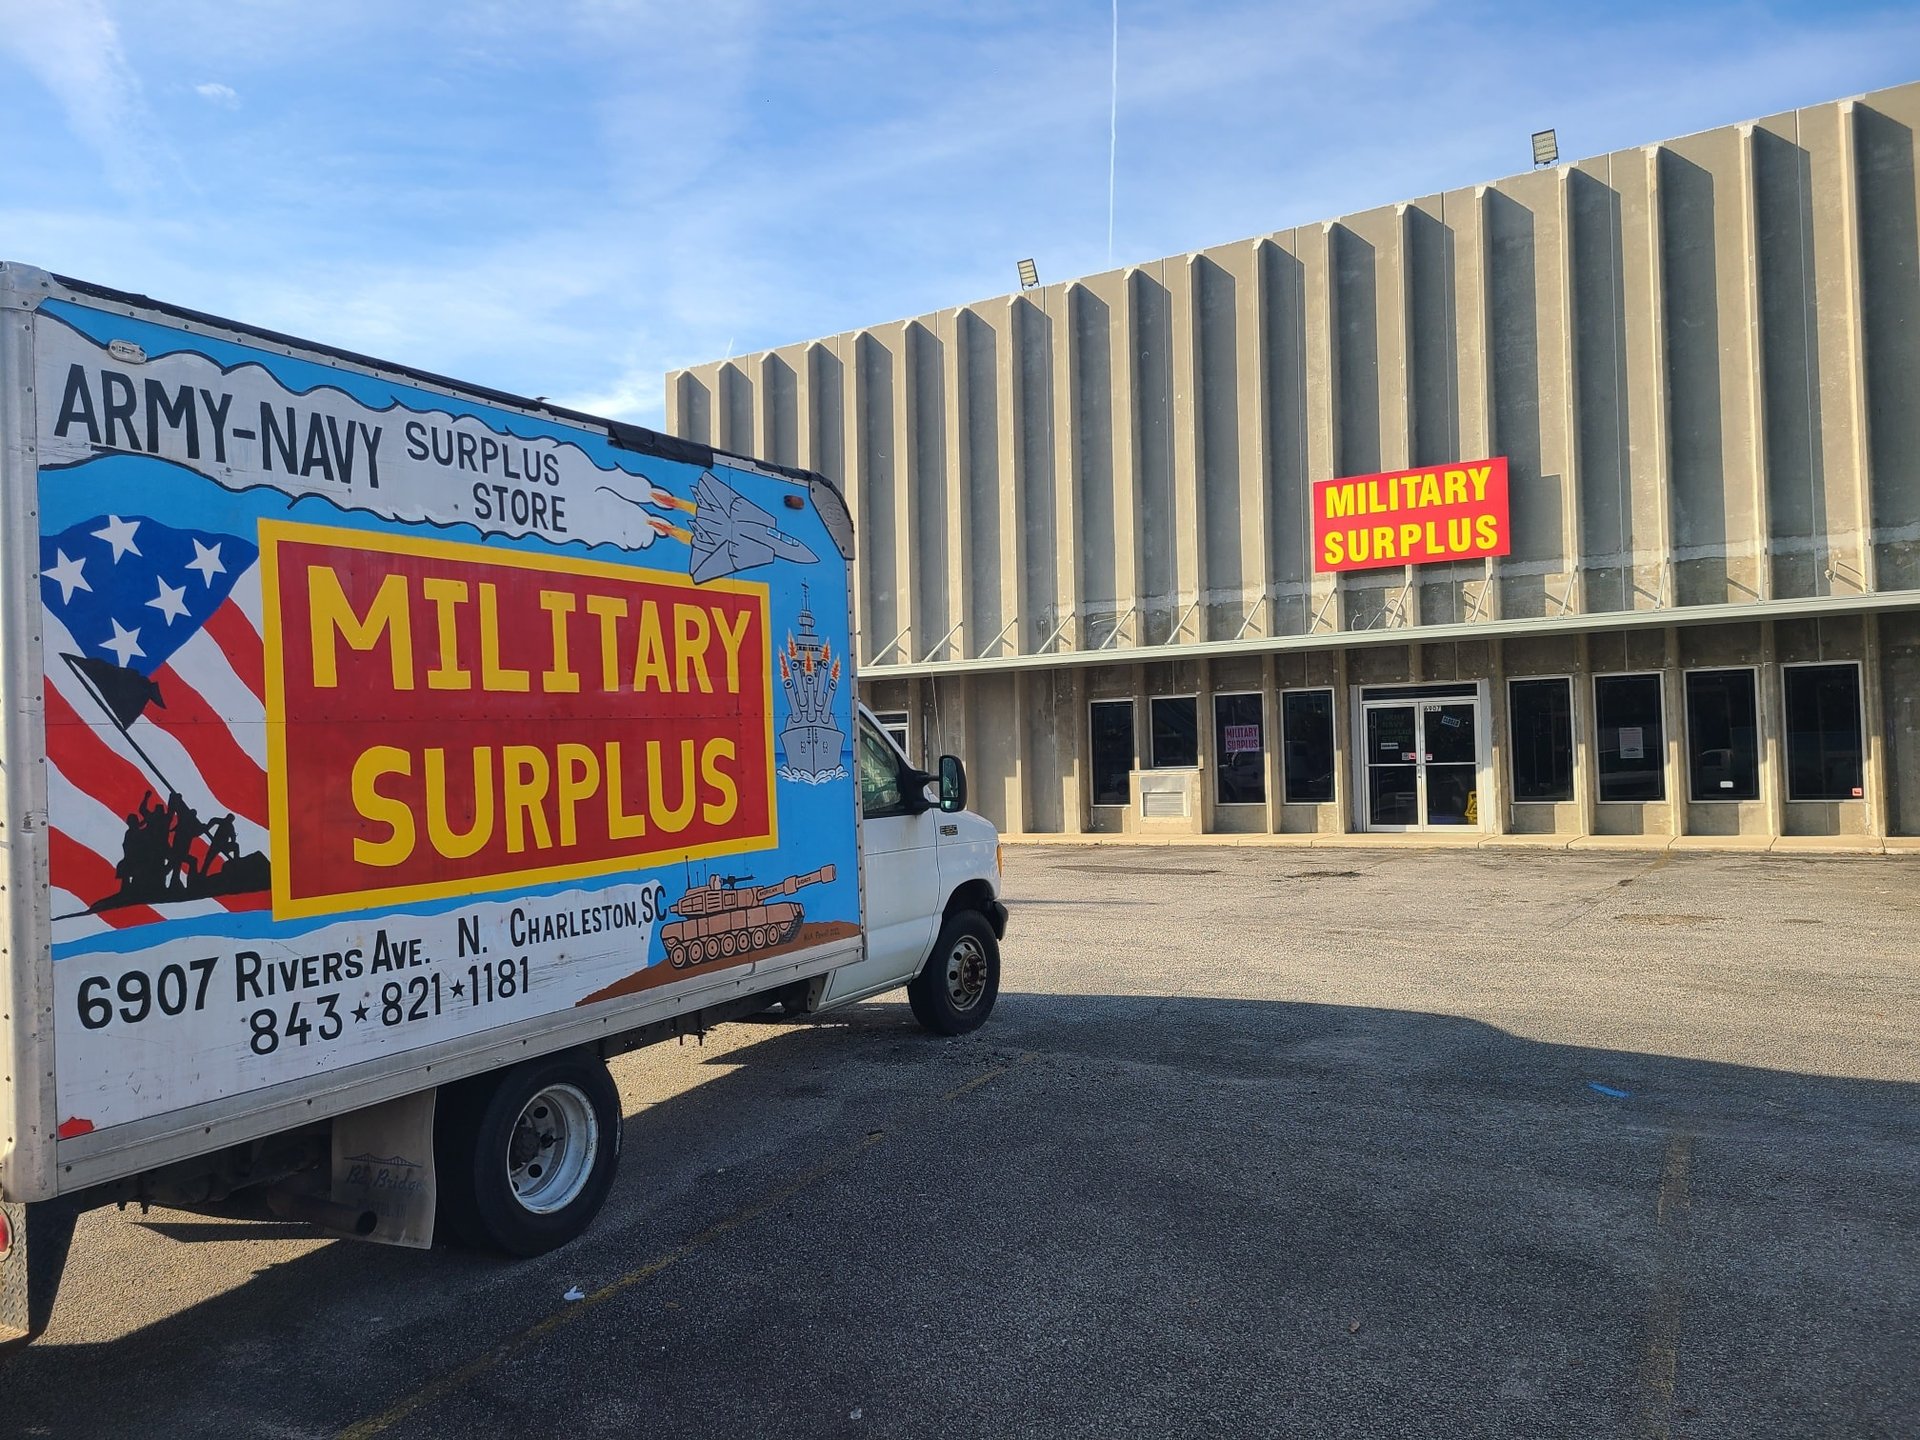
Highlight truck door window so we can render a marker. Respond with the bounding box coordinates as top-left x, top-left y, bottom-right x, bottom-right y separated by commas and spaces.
857, 717, 909, 818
